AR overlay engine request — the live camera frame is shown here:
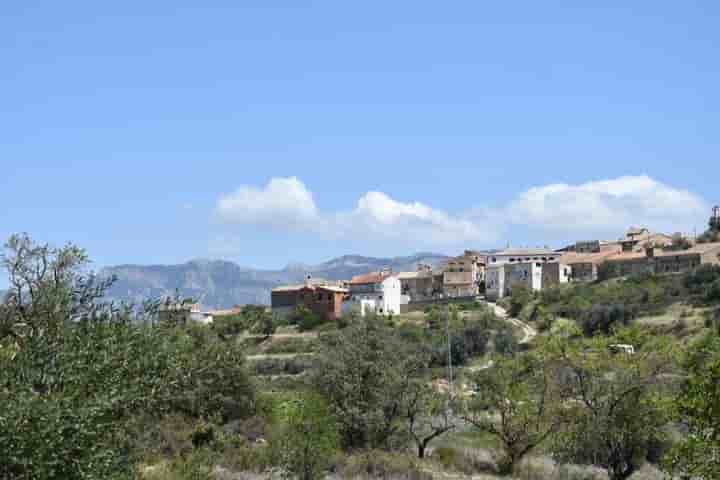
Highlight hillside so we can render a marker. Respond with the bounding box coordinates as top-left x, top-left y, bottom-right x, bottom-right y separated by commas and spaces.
101, 253, 450, 308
